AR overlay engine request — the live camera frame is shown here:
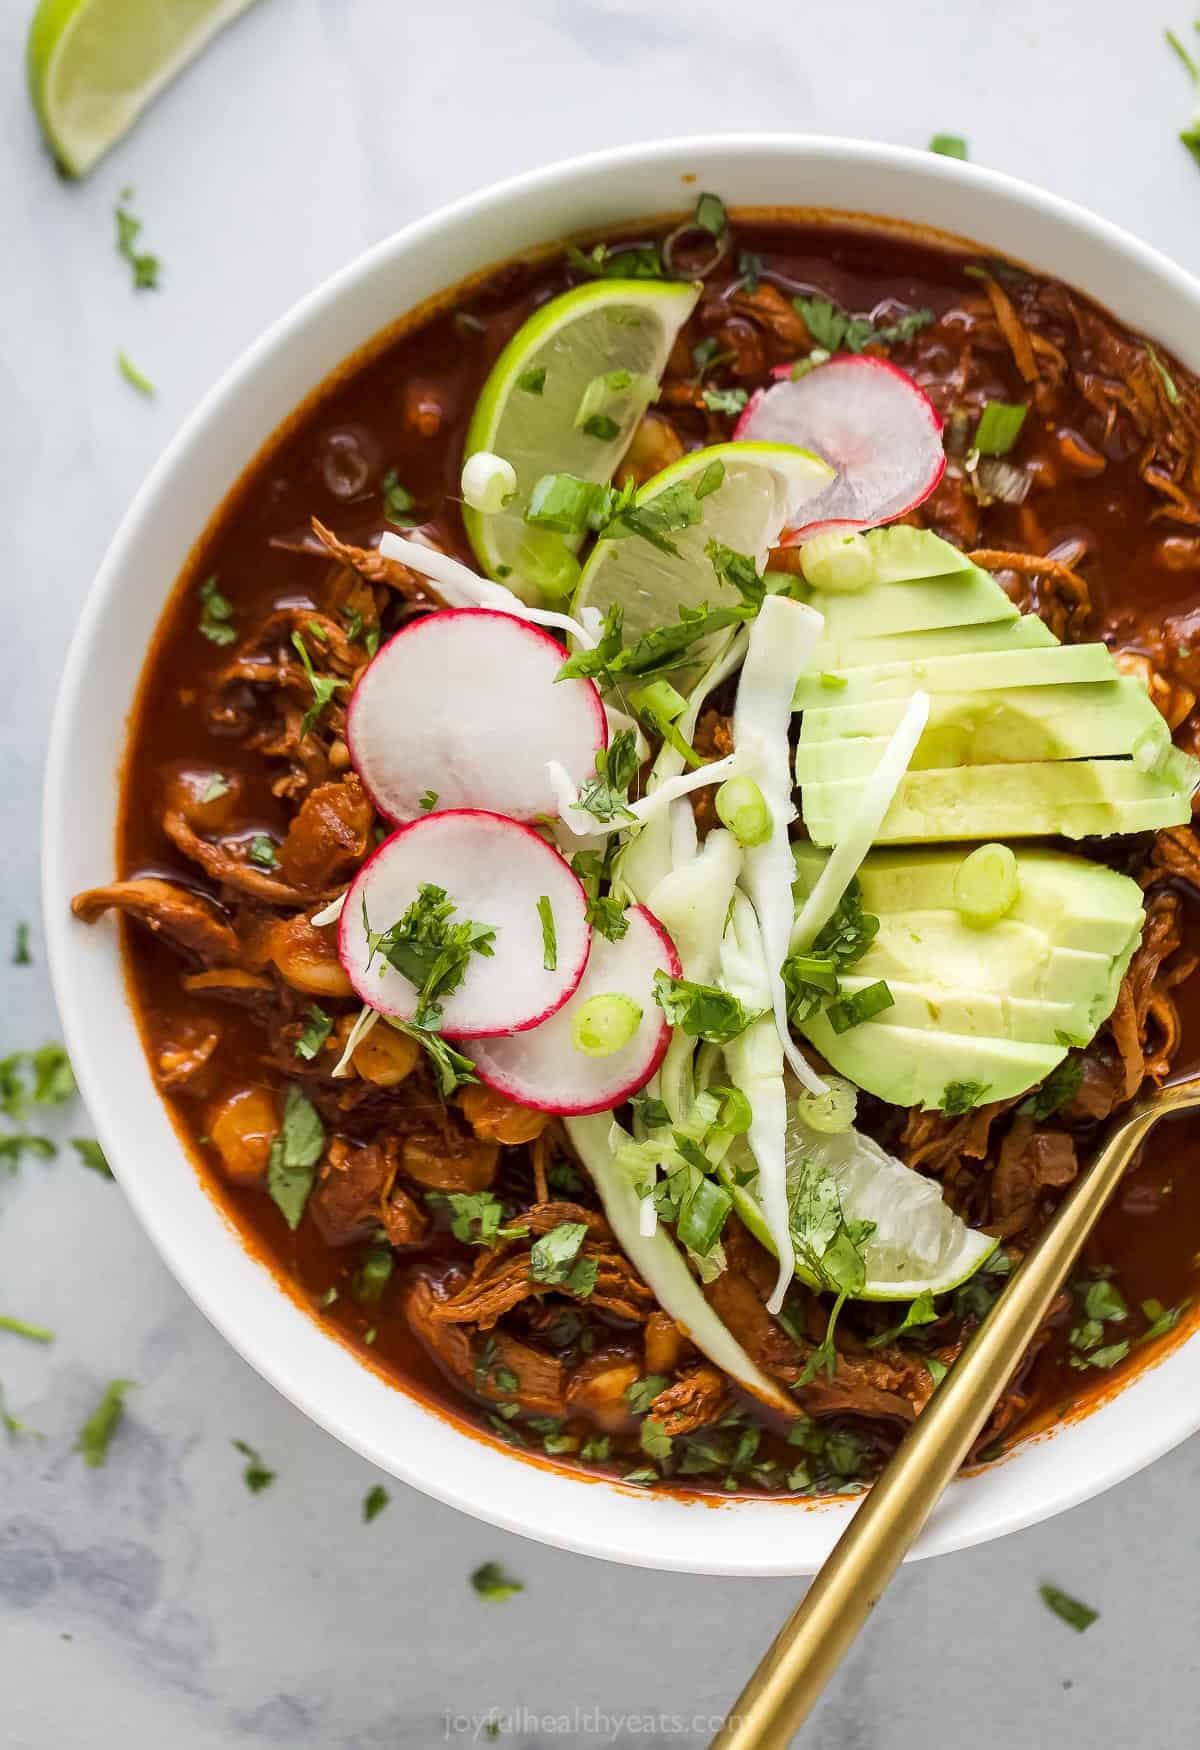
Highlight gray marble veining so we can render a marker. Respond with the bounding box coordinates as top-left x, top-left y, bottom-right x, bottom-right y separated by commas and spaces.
3, 0, 1199, 1744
